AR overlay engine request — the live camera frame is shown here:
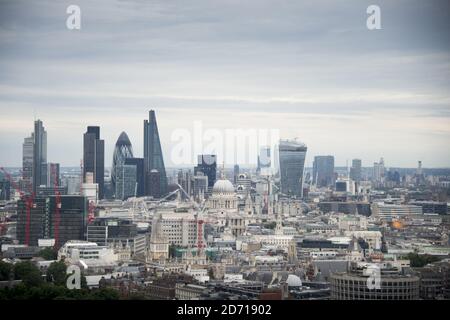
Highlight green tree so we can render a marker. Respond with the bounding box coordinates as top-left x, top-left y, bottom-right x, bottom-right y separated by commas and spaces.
404, 253, 441, 268
46, 261, 67, 286
264, 222, 276, 230
13, 261, 43, 287
89, 287, 120, 300
38, 247, 58, 260
0, 261, 13, 281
